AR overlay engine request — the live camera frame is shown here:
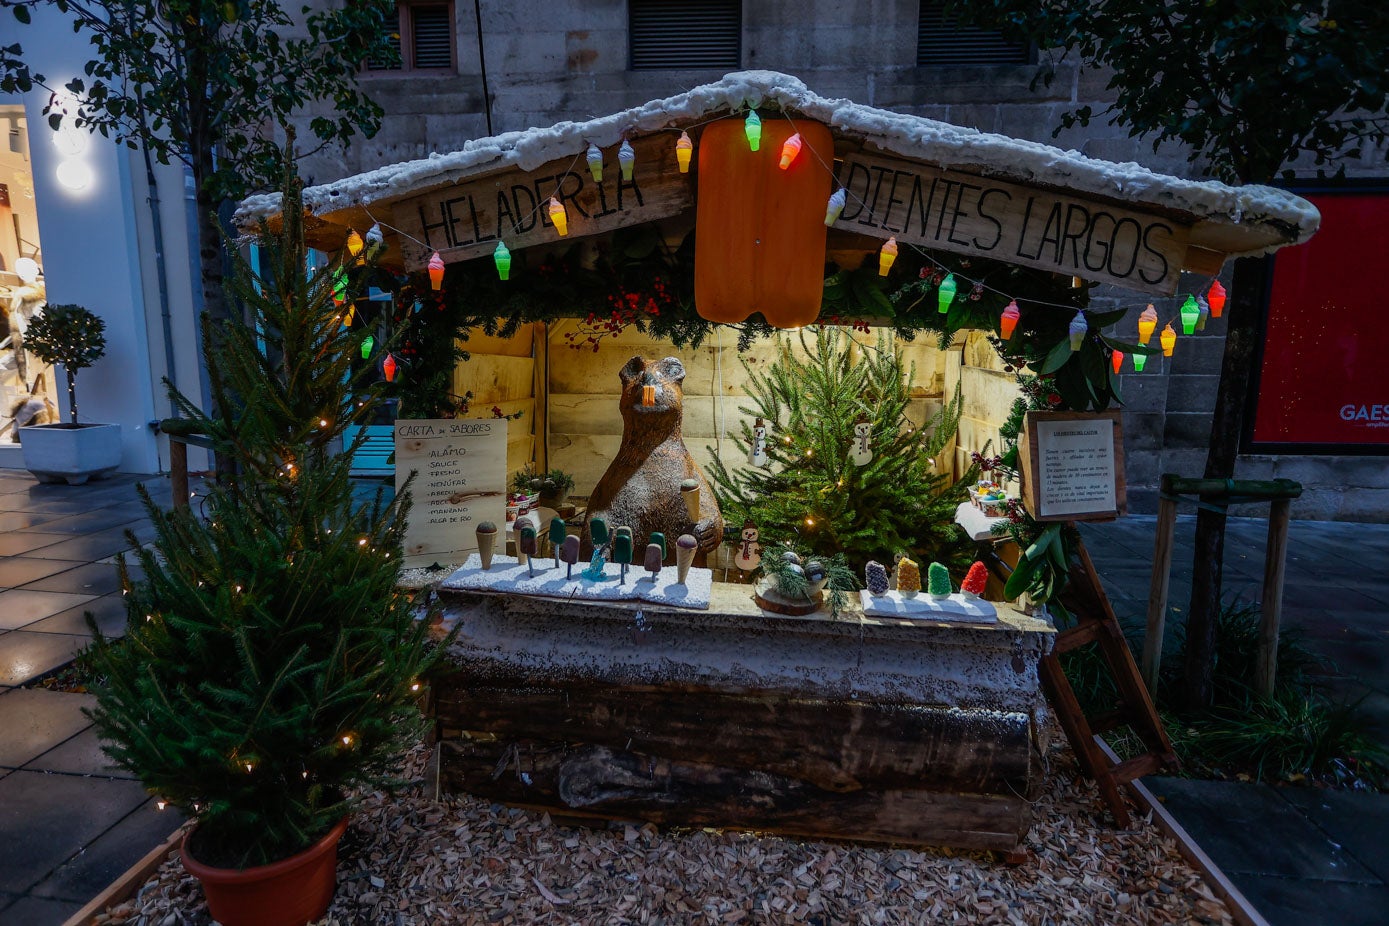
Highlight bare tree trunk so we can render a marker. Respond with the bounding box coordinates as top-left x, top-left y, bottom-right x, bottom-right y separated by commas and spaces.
1181, 255, 1268, 709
